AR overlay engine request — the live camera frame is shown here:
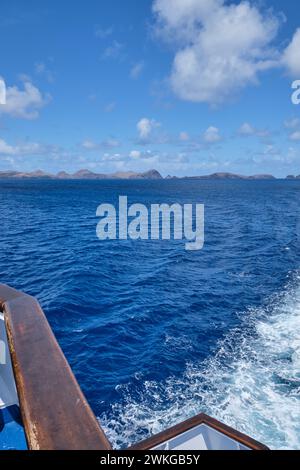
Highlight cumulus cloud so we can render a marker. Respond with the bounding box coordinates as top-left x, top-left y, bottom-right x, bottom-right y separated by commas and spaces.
0, 76, 6, 105
129, 149, 156, 160
102, 138, 120, 148
81, 140, 98, 150
129, 150, 141, 159
0, 139, 16, 155
0, 79, 50, 119
238, 123, 256, 136
203, 126, 222, 143
251, 144, 300, 166
289, 131, 300, 141
0, 138, 58, 157
282, 29, 300, 77
284, 117, 300, 141
137, 118, 160, 140
152, 0, 300, 104
238, 122, 270, 140
101, 149, 159, 168
284, 118, 300, 129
